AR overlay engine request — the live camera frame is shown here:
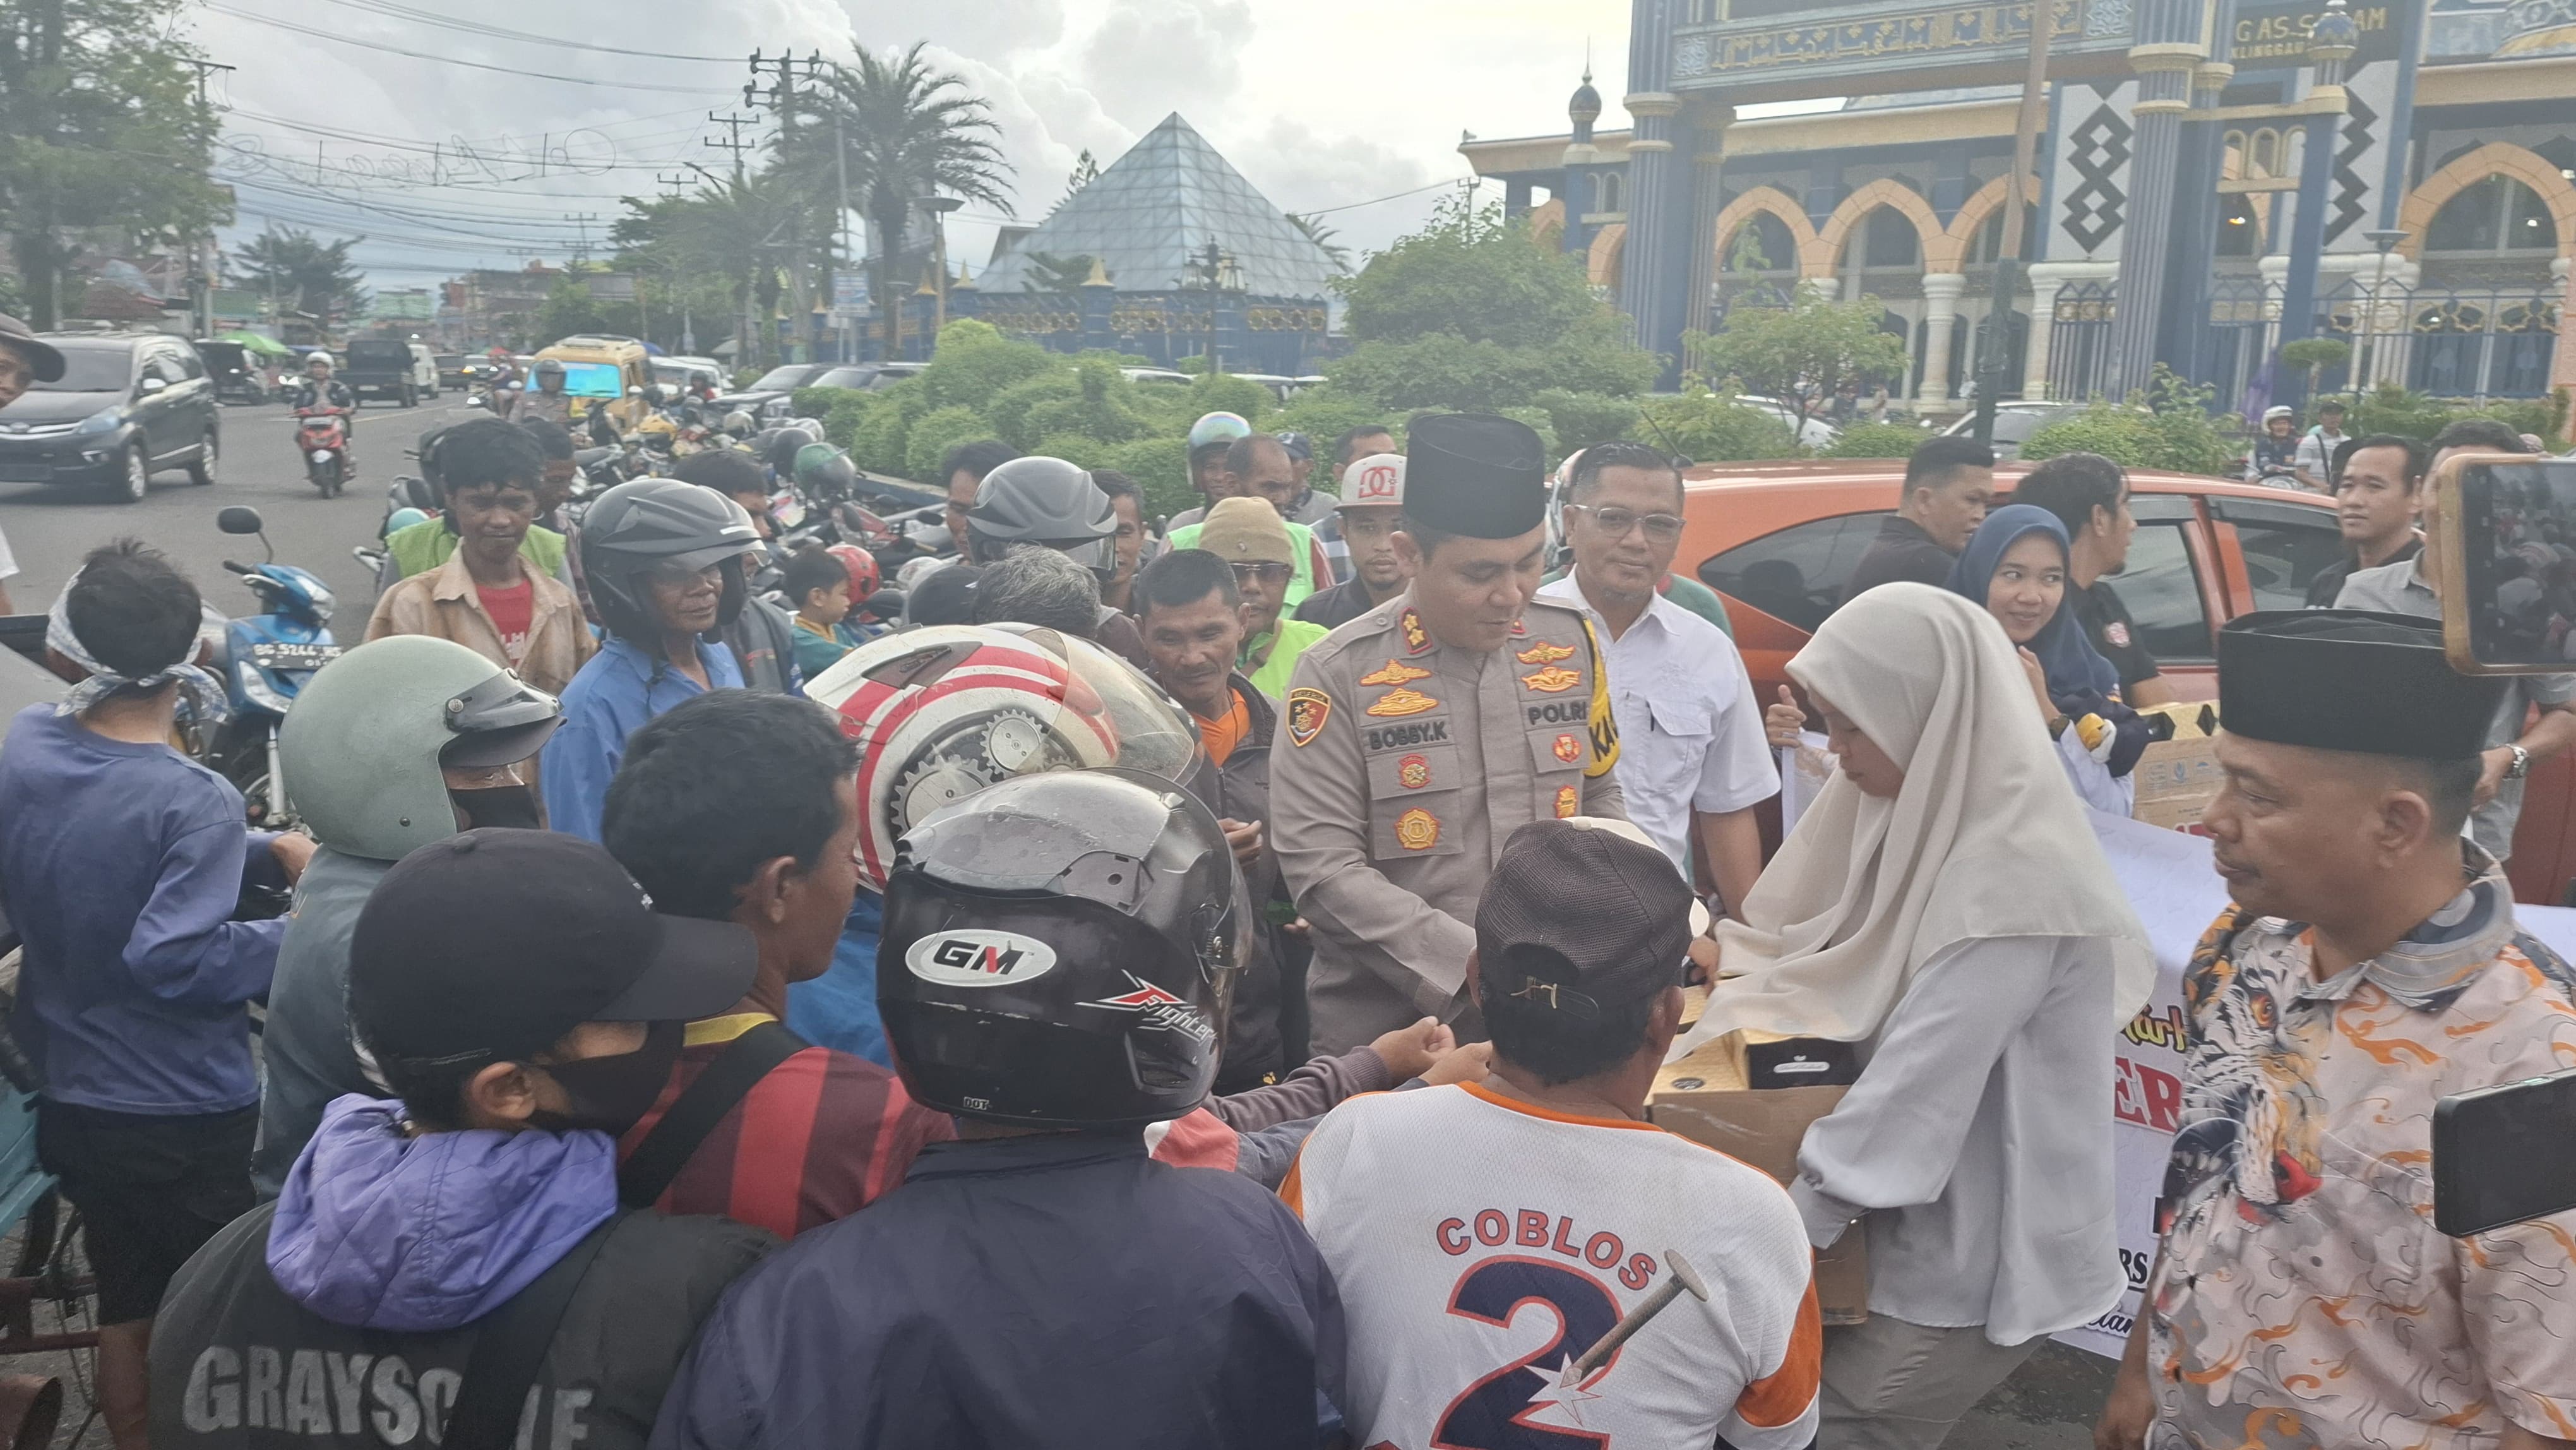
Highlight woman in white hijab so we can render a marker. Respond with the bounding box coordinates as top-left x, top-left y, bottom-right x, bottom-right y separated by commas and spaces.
1688, 583, 2154, 1450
